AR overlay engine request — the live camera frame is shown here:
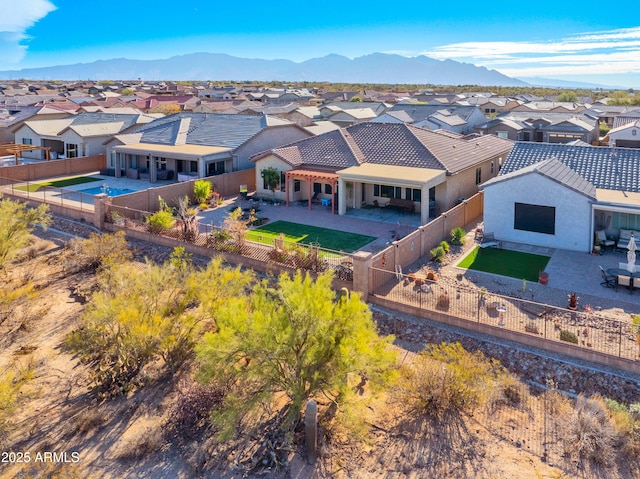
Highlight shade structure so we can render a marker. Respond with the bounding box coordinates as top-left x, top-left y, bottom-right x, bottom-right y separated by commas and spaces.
627, 235, 637, 273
